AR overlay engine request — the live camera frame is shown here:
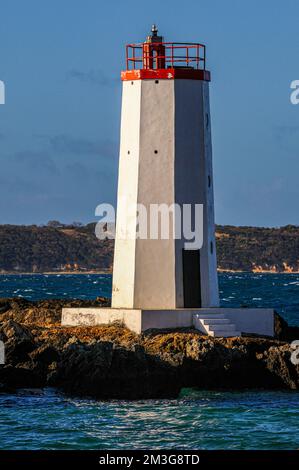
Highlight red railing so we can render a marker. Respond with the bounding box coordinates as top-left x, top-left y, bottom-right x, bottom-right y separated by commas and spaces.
125, 42, 206, 71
